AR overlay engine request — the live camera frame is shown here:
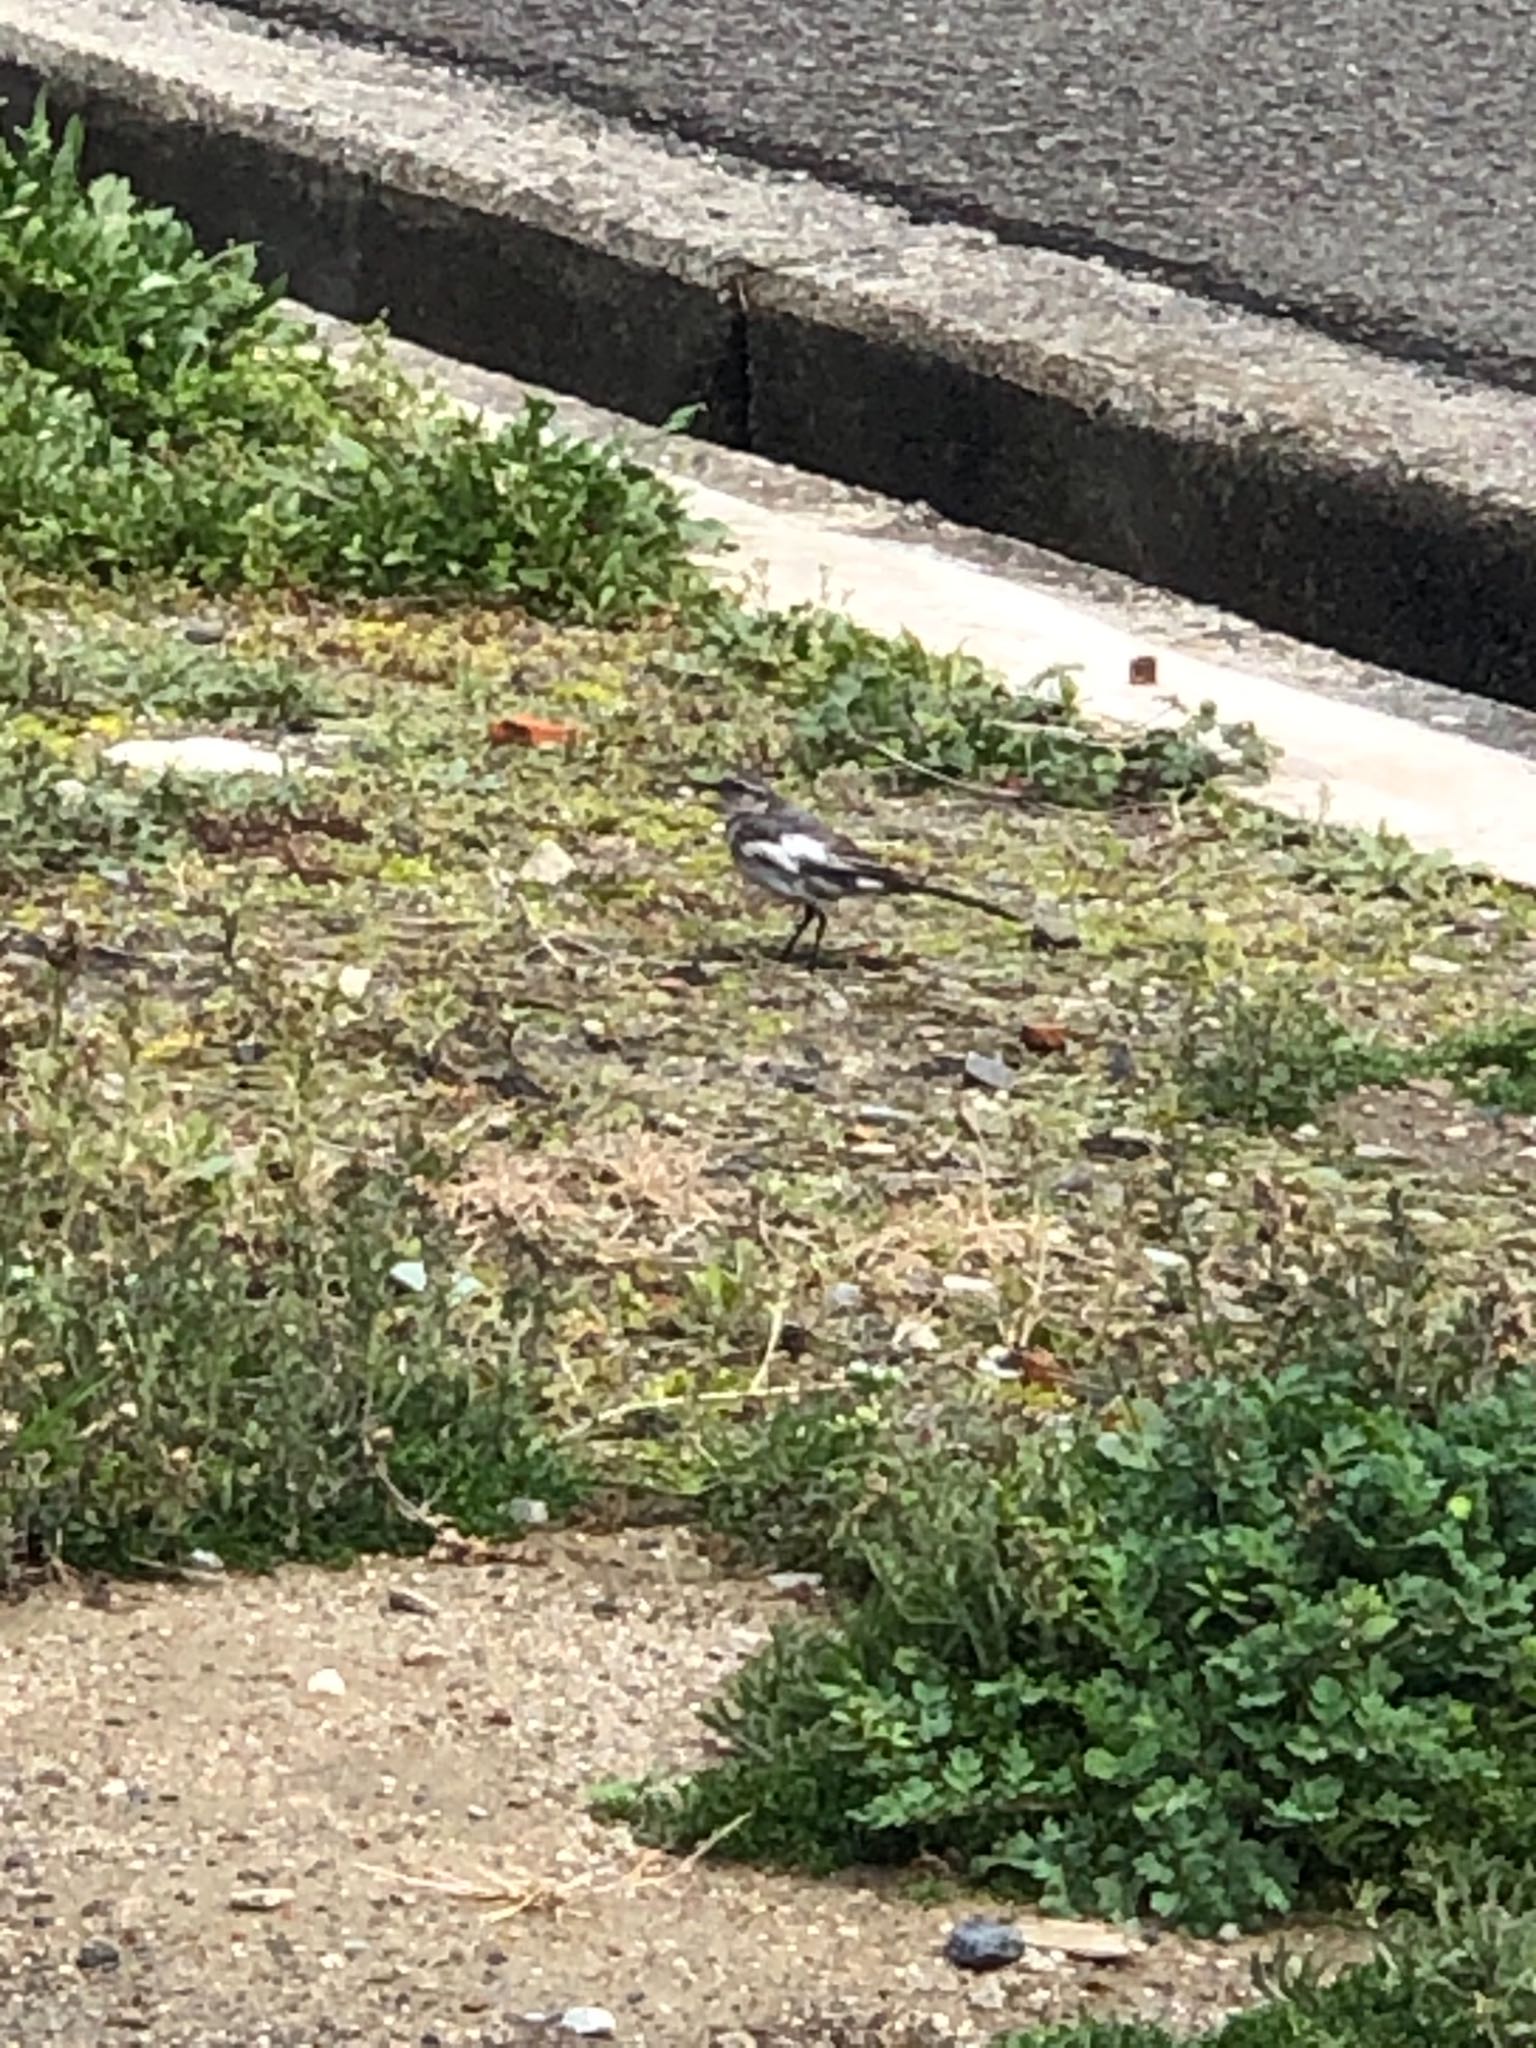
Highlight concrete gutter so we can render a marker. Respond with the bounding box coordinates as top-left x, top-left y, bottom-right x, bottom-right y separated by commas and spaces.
2, 0, 1536, 706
